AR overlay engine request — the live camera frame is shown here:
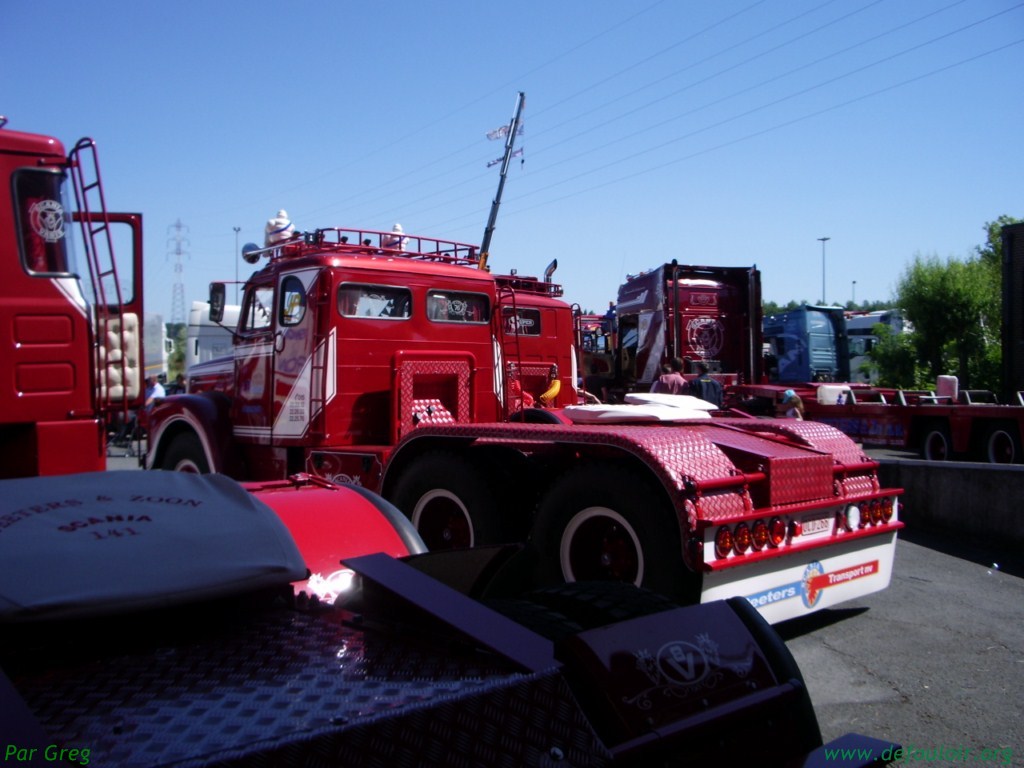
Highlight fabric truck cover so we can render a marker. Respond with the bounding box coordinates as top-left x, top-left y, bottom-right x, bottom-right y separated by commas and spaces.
564, 394, 715, 424
0, 471, 307, 622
